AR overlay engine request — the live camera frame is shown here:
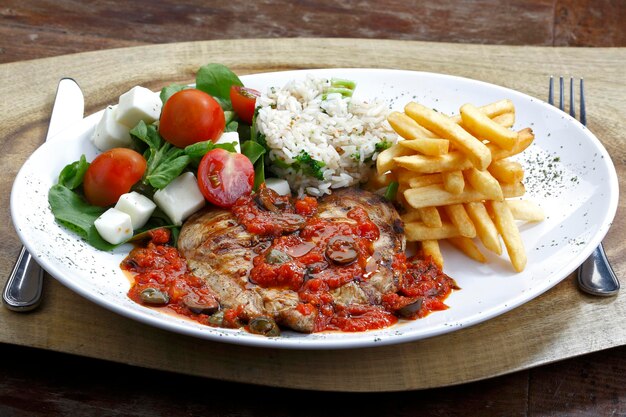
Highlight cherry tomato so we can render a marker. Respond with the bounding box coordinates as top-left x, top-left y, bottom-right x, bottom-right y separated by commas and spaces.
159, 89, 225, 148
230, 86, 260, 125
197, 148, 254, 208
83, 148, 147, 207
